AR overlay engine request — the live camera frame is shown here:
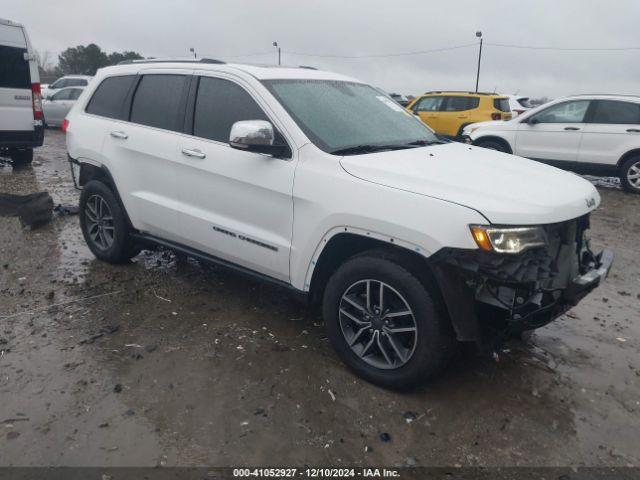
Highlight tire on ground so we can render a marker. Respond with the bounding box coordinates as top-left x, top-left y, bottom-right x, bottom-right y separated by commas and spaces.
79, 180, 140, 263
619, 155, 640, 194
322, 250, 456, 390
474, 139, 508, 153
10, 149, 34, 168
